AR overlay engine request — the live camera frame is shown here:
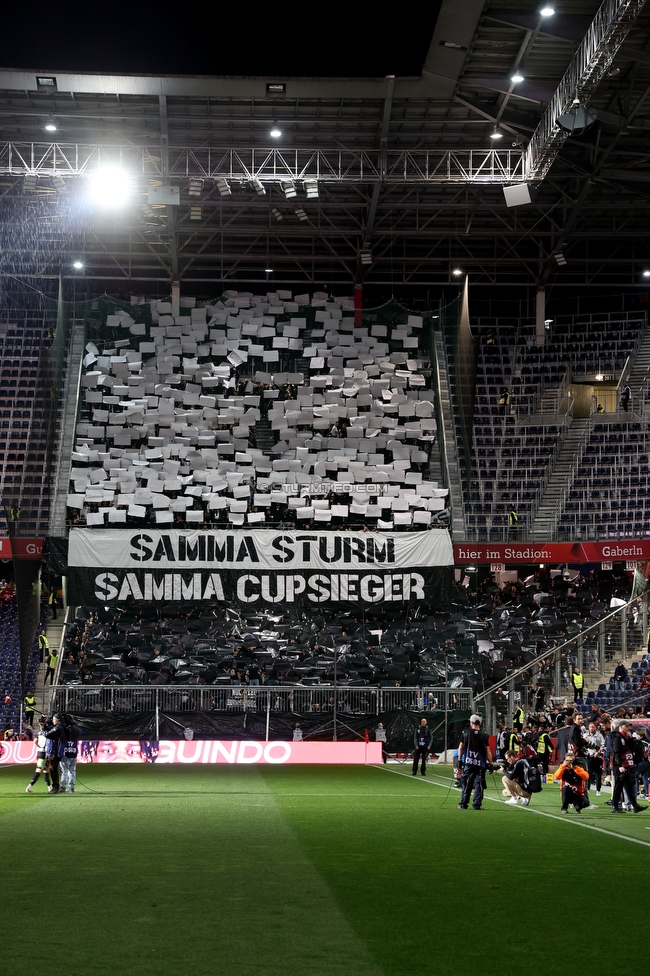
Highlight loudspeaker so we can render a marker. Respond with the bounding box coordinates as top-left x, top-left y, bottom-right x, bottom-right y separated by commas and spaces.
503, 183, 532, 208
